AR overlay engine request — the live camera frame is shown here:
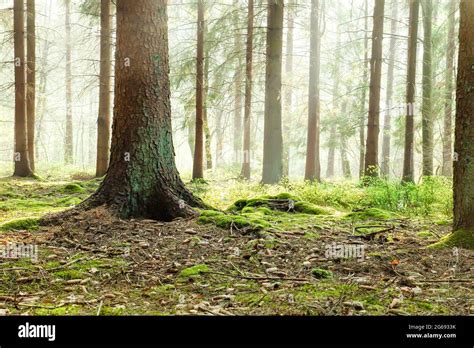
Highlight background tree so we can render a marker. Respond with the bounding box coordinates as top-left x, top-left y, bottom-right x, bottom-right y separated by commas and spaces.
364, 0, 385, 177
64, 0, 73, 164
262, 0, 284, 184
421, 0, 433, 176
304, 0, 321, 182
241, 0, 254, 180
13, 0, 33, 177
26, 0, 35, 172
402, 0, 420, 183
96, 0, 112, 177
192, 0, 205, 180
